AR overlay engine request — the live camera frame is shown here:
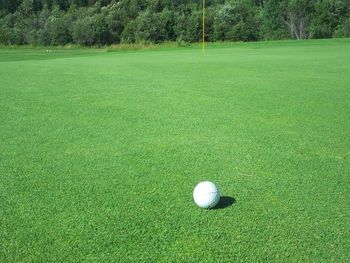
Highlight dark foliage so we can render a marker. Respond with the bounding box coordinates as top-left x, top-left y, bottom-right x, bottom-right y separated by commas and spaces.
0, 0, 349, 46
